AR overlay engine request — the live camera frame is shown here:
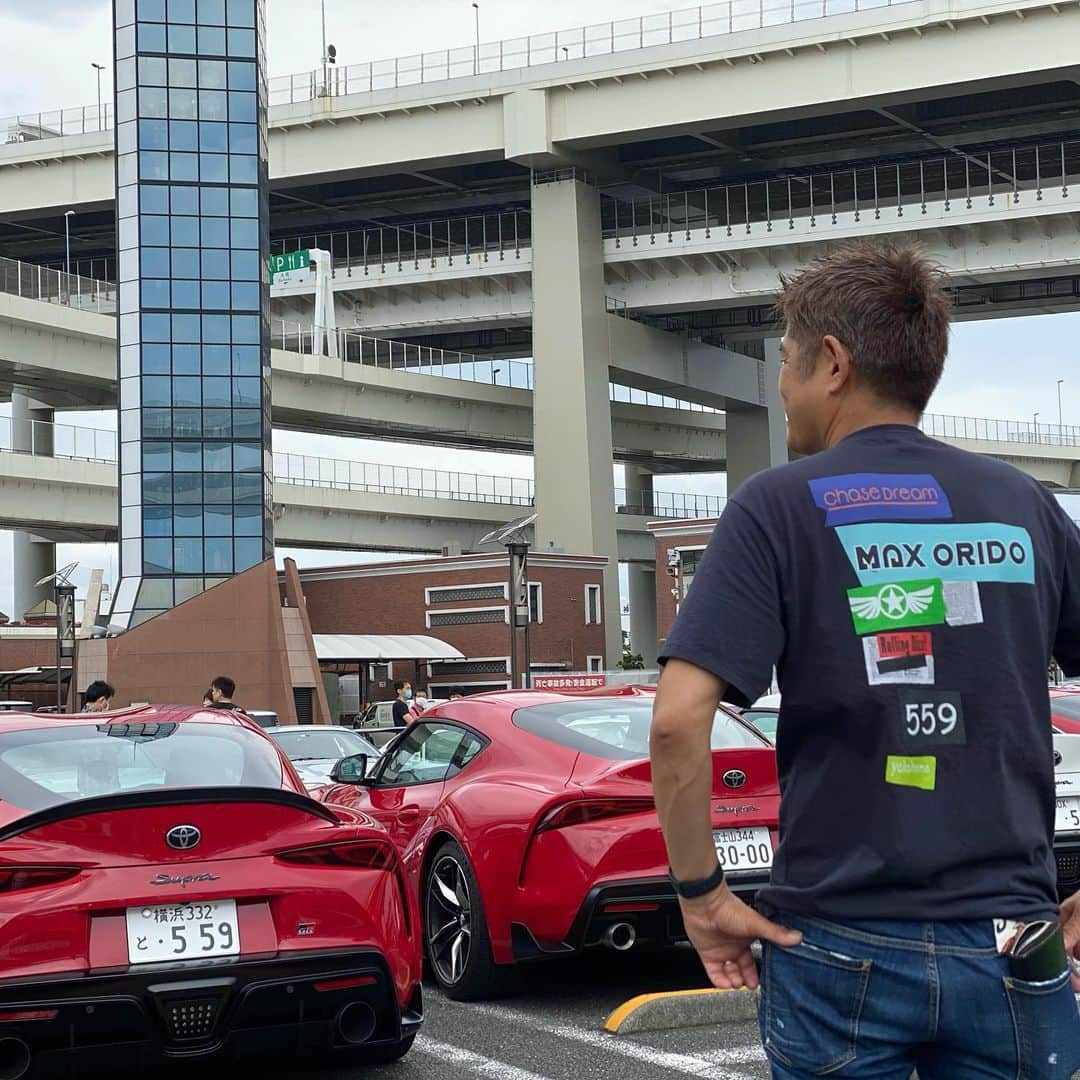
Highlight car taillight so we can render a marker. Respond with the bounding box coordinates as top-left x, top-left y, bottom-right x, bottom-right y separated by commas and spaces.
0, 867, 80, 892
536, 798, 655, 833
276, 841, 395, 870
